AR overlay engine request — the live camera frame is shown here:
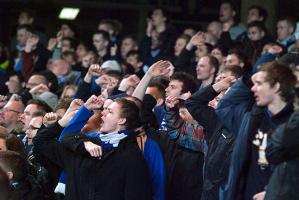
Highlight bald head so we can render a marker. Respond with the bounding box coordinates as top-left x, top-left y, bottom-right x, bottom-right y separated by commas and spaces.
50, 59, 71, 76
